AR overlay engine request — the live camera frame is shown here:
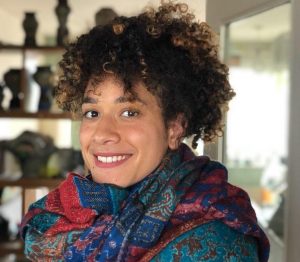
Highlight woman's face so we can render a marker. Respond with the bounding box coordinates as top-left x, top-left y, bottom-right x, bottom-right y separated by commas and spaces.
80, 76, 181, 187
